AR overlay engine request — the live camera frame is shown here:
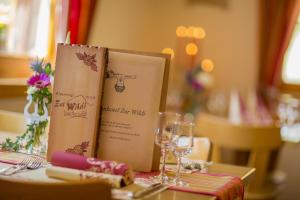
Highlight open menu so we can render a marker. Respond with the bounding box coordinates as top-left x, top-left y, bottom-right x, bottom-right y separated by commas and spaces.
47, 44, 107, 160
47, 45, 170, 172
97, 49, 170, 172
